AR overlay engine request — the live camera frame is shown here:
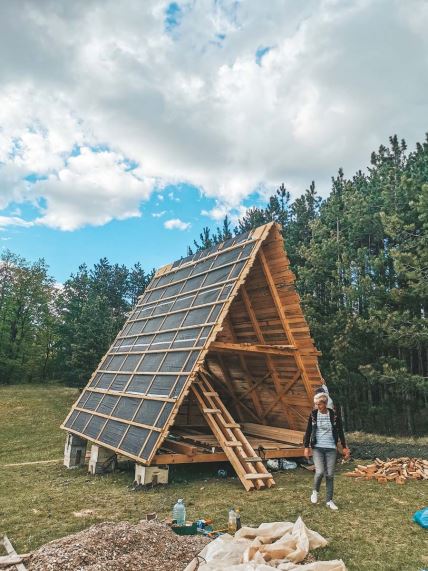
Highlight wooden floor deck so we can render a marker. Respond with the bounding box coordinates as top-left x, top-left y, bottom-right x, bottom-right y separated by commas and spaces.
151, 424, 305, 465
